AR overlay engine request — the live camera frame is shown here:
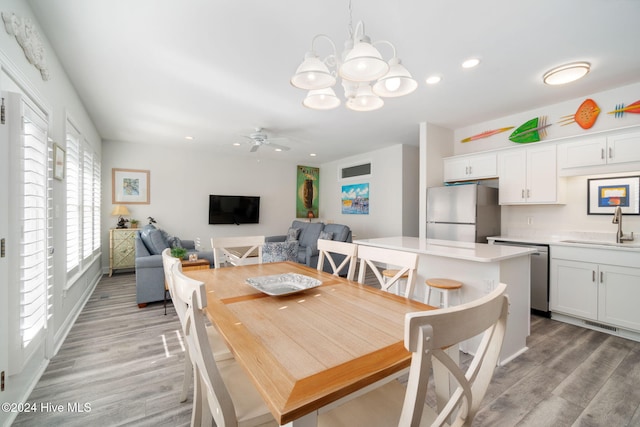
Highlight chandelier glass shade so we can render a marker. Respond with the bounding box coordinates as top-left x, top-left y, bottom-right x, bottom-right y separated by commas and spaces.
291, 21, 416, 112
